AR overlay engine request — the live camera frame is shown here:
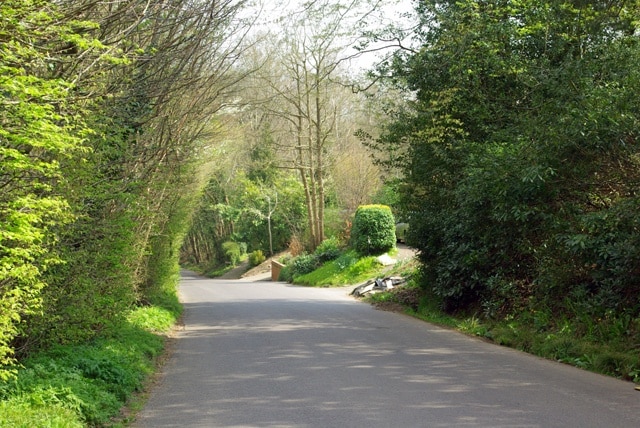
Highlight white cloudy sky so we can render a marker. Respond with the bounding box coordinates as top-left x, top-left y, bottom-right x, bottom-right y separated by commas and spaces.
245, 0, 417, 71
